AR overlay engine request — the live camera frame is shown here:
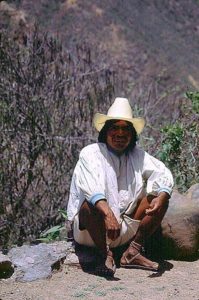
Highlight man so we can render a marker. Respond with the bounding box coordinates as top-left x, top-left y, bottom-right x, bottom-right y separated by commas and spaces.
67, 97, 173, 276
